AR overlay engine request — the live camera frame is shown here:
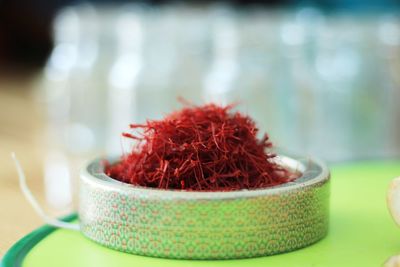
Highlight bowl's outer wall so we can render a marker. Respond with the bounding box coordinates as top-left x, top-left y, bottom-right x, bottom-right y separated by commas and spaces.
78, 159, 330, 260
